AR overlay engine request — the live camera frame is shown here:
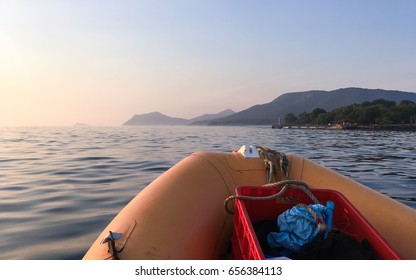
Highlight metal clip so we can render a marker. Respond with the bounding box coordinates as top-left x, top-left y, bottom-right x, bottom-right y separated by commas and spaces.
100, 231, 122, 260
